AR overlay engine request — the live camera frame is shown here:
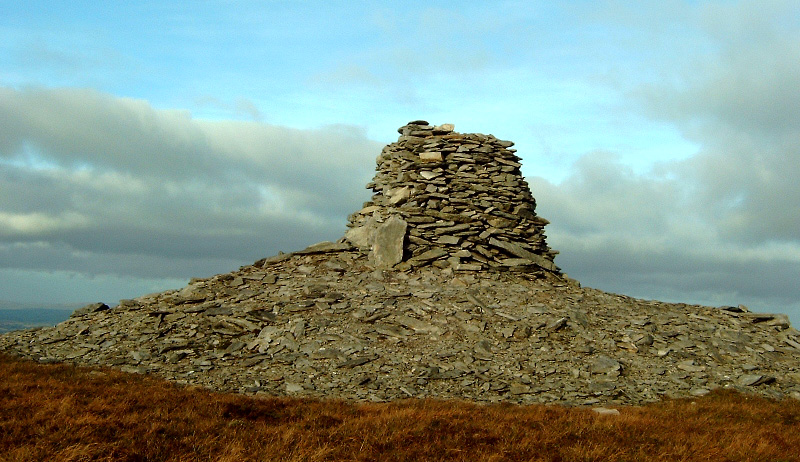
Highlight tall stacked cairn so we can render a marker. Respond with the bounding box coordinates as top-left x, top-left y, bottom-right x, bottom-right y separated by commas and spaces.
345, 120, 559, 274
